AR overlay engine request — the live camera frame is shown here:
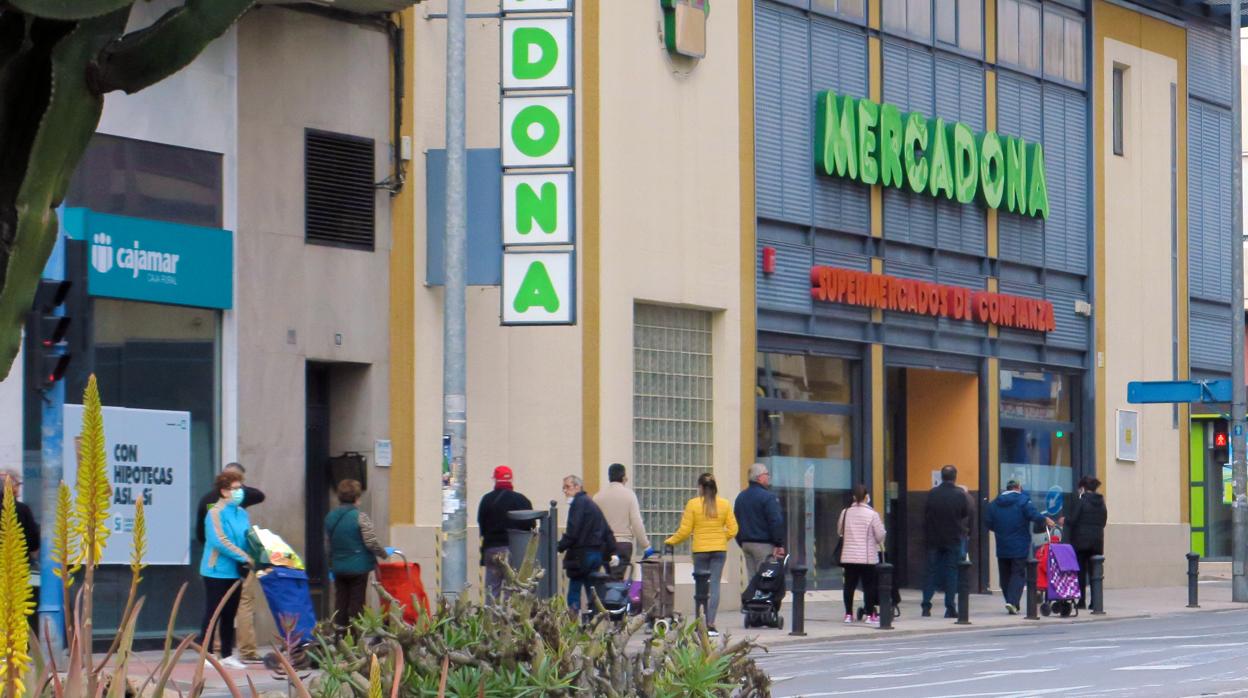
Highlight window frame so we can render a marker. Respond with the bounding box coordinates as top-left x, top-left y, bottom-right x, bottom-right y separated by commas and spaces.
997, 0, 1086, 89
934, 0, 984, 58
810, 0, 868, 24
1113, 65, 1126, 156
